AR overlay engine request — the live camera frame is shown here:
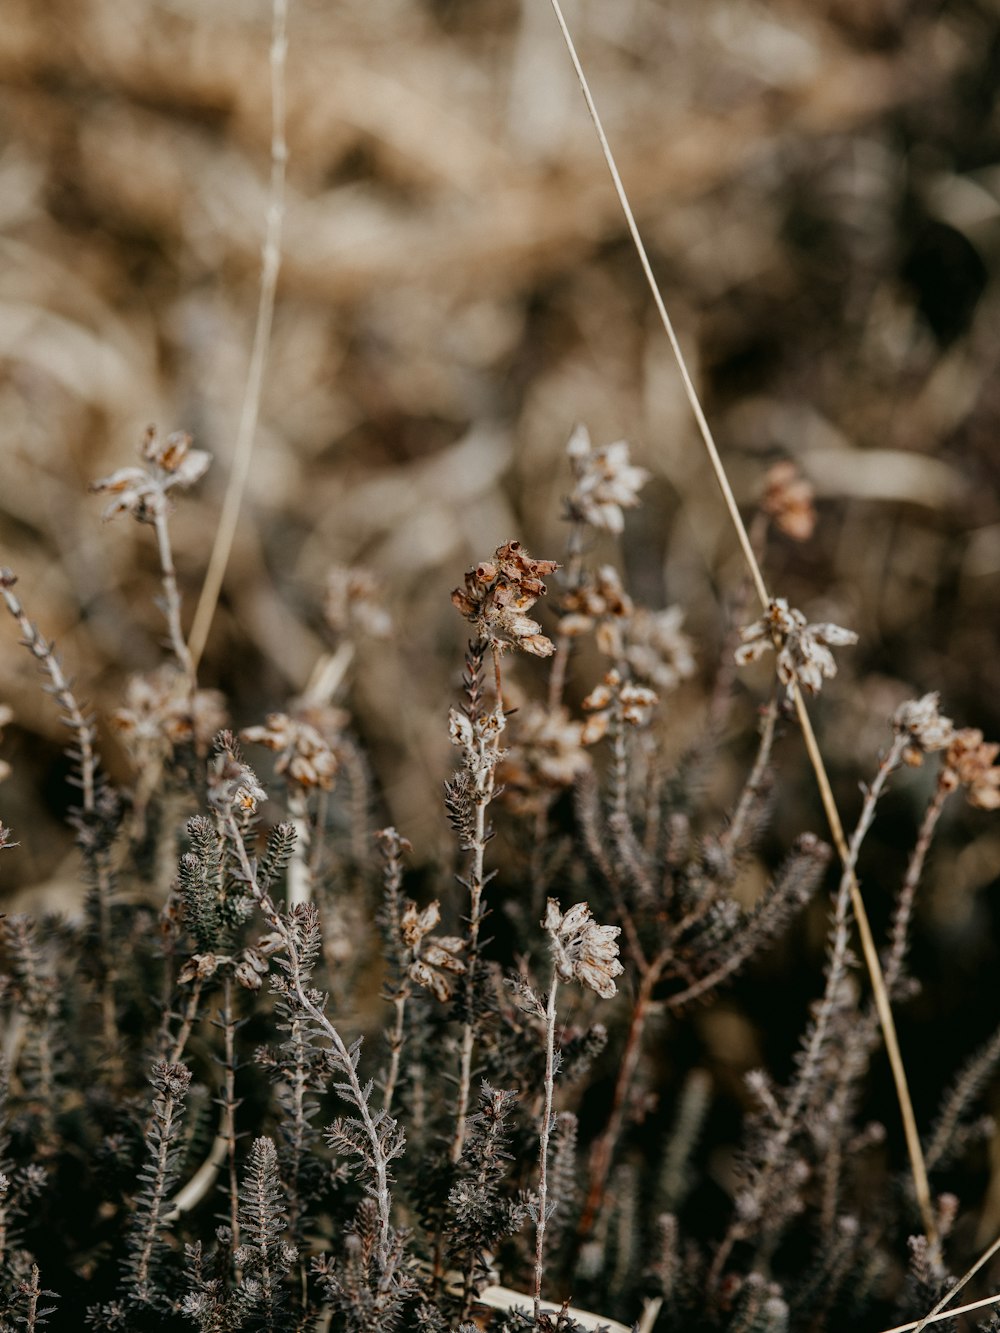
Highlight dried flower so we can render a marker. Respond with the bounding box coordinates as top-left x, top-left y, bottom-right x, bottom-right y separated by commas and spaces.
208, 743, 267, 816
543, 899, 623, 998
622, 606, 697, 694
90, 425, 210, 522
324, 565, 392, 640
560, 565, 634, 649
581, 669, 658, 744
566, 425, 650, 534
497, 704, 591, 815
112, 667, 227, 759
399, 899, 466, 1001
942, 729, 1000, 810
893, 693, 954, 766
241, 712, 339, 791
760, 460, 817, 543
736, 598, 857, 695
451, 541, 559, 657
